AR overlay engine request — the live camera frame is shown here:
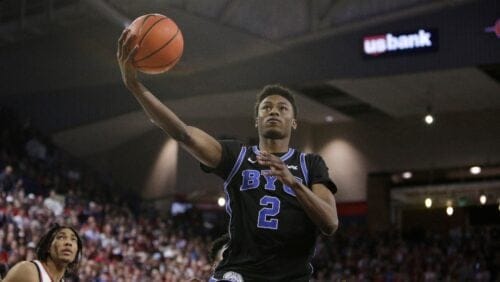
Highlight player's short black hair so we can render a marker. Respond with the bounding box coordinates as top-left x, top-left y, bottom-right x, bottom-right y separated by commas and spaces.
36, 224, 83, 275
254, 84, 297, 118
208, 233, 230, 263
